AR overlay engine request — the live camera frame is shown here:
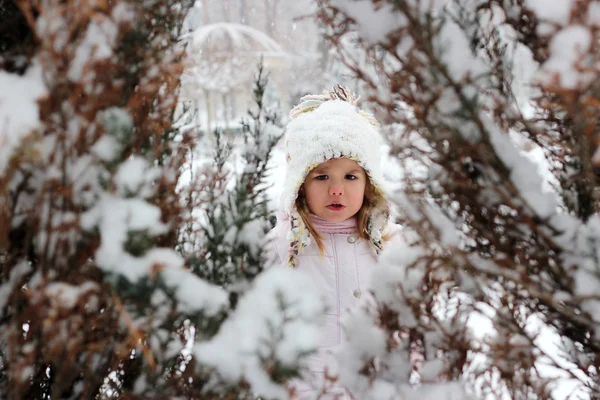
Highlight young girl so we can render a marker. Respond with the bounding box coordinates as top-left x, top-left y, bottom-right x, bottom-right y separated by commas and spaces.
268, 86, 396, 399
